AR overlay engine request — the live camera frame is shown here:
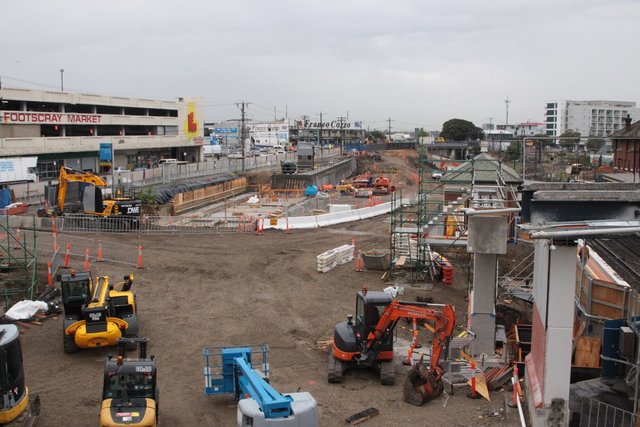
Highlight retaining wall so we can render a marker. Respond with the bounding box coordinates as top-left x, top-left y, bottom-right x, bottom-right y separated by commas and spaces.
271, 157, 356, 190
